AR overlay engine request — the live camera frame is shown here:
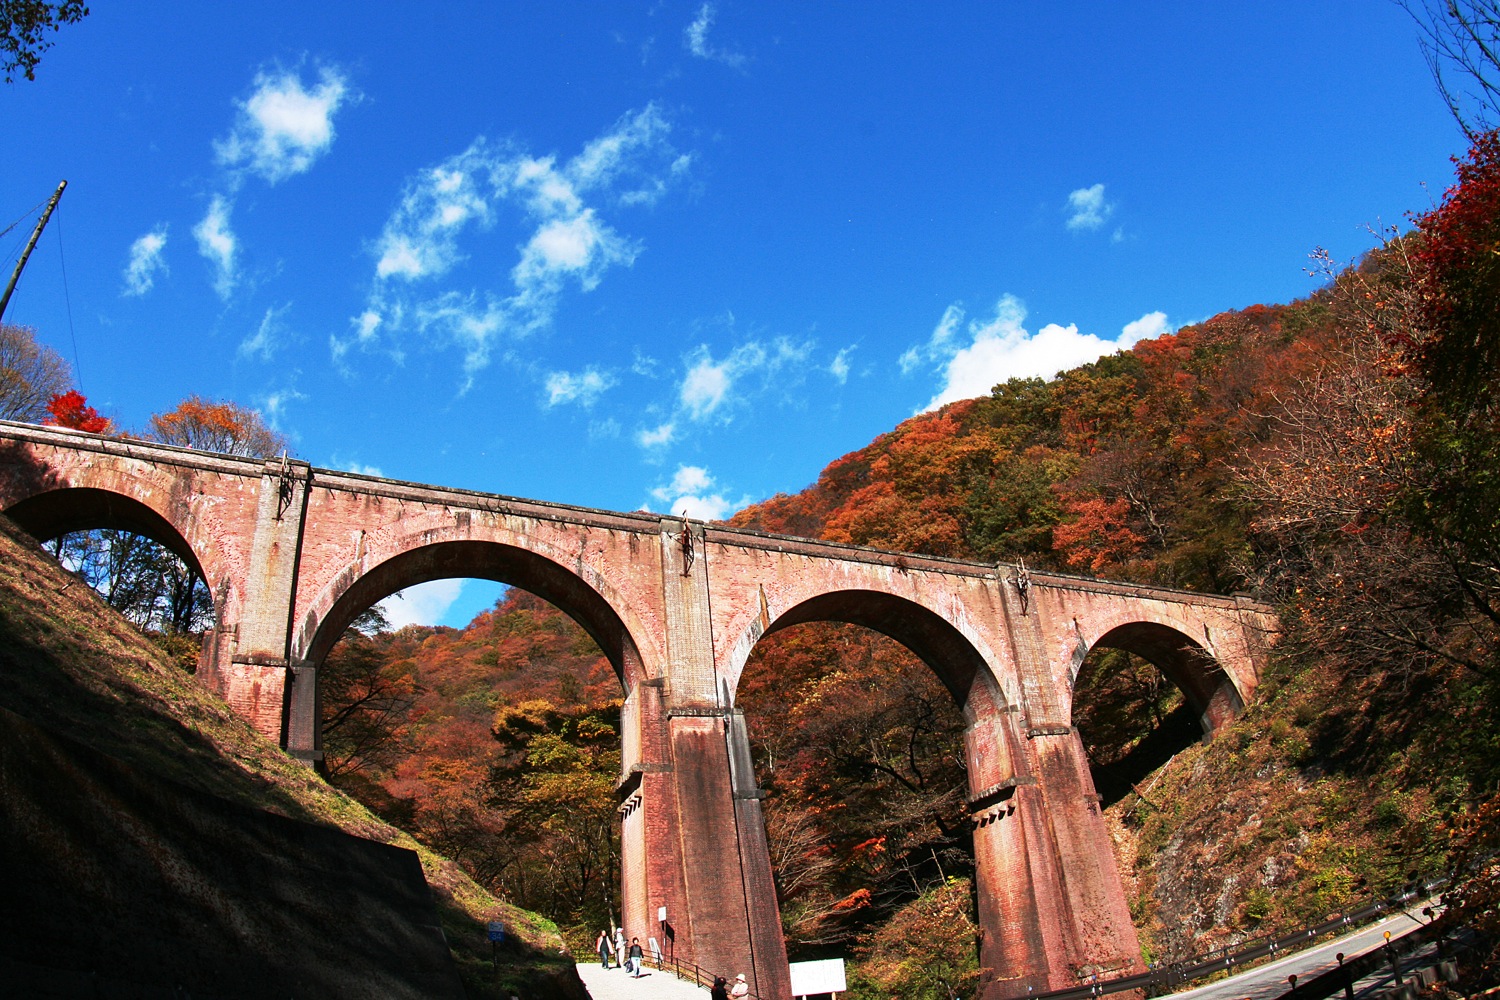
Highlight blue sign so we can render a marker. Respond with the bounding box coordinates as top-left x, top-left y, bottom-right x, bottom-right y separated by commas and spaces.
488, 921, 505, 942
